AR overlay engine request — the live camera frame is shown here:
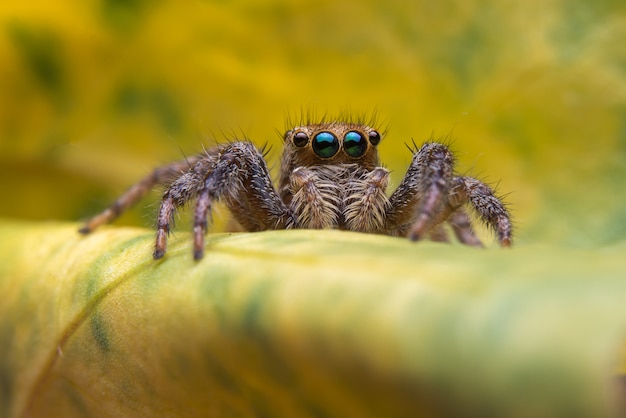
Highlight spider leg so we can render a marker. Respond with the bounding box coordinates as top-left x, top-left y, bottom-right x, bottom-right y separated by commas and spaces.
154, 142, 293, 260
193, 188, 212, 260
154, 158, 212, 259
448, 207, 483, 247
78, 156, 203, 234
386, 142, 511, 247
428, 225, 450, 243
448, 176, 512, 247
386, 142, 454, 240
